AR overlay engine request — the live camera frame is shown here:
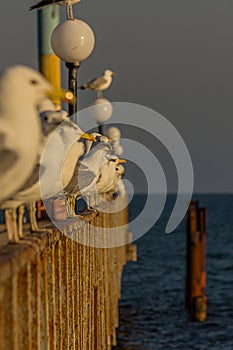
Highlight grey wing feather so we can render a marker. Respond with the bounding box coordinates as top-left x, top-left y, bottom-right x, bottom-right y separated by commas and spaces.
0, 149, 18, 176
65, 164, 96, 196
87, 77, 107, 89
0, 130, 18, 175
19, 164, 45, 192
